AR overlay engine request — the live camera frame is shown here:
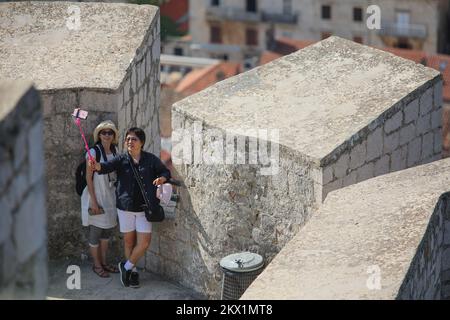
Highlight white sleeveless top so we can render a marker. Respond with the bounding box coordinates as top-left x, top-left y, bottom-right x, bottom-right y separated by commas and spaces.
81, 148, 117, 228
